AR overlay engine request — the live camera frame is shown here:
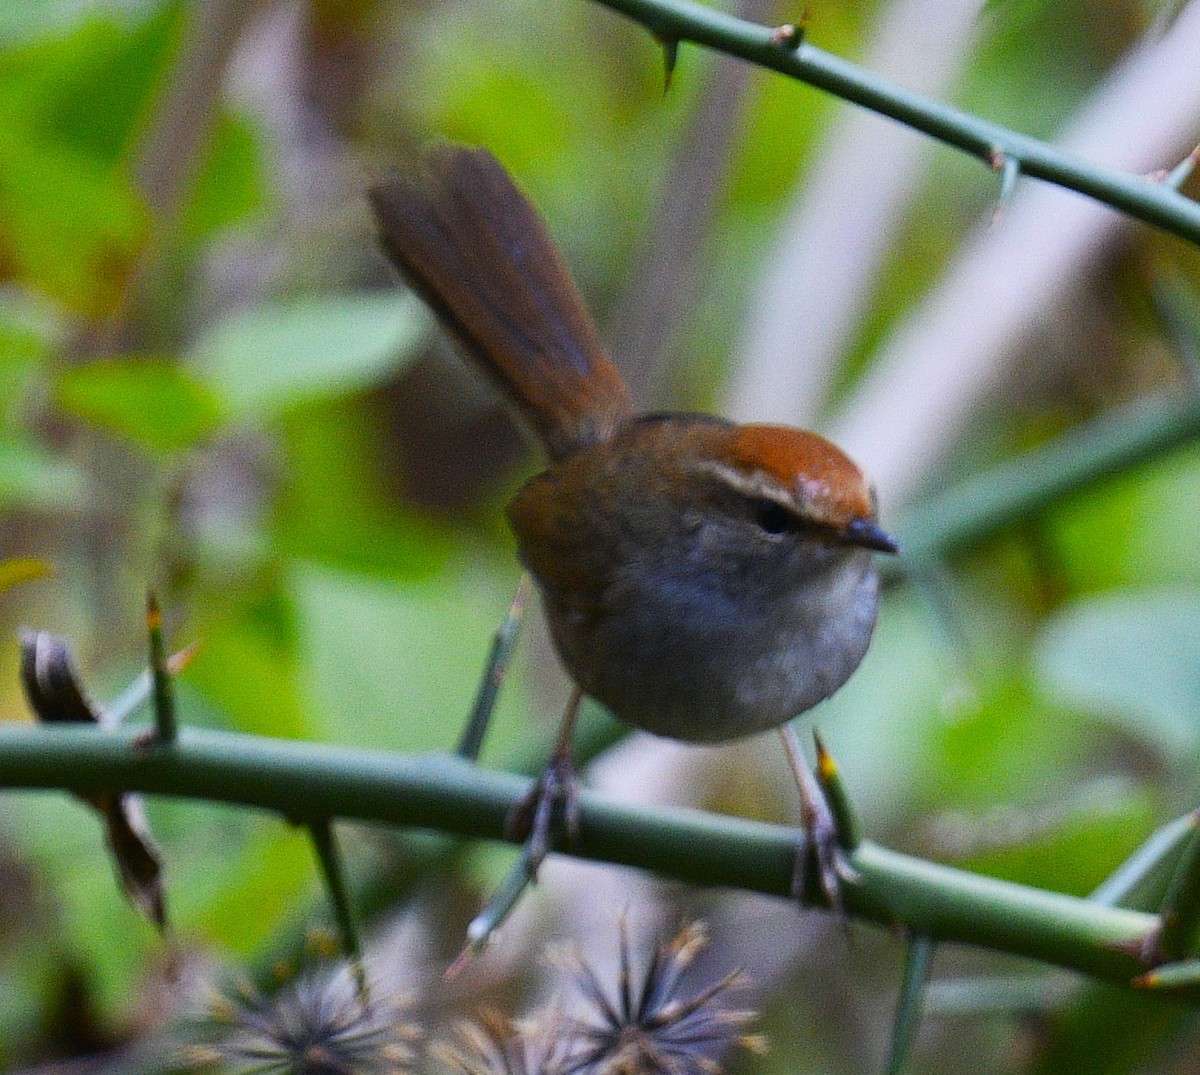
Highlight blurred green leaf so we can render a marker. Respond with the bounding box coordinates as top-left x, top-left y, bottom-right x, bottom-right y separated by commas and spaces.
1034, 589, 1200, 757
950, 779, 1156, 895
183, 617, 314, 741
0, 0, 97, 44
931, 676, 1090, 808
1026, 981, 1191, 1075
0, 7, 184, 314
184, 821, 315, 955
55, 356, 225, 454
0, 139, 146, 316
0, 289, 65, 350
0, 5, 179, 162
0, 557, 54, 595
0, 933, 57, 1068
274, 394, 451, 579
0, 327, 42, 428
182, 109, 269, 242
1122, 446, 1200, 589
191, 293, 428, 415
1044, 471, 1147, 593
290, 557, 523, 752
2, 795, 157, 1026
807, 592, 954, 819
0, 435, 88, 509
